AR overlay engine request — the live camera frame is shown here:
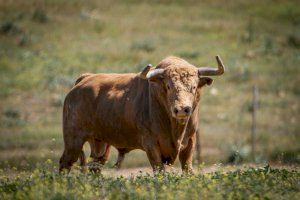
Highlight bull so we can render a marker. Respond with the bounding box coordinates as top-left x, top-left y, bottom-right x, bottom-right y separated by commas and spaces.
59, 56, 225, 172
